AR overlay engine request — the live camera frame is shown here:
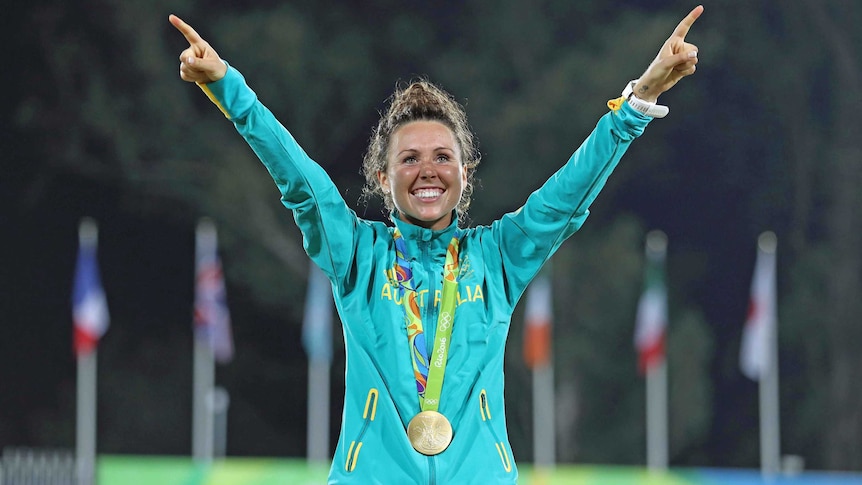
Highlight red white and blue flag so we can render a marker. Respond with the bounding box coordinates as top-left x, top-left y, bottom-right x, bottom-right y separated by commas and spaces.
72, 218, 110, 357
635, 231, 668, 375
523, 273, 553, 369
194, 220, 234, 364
